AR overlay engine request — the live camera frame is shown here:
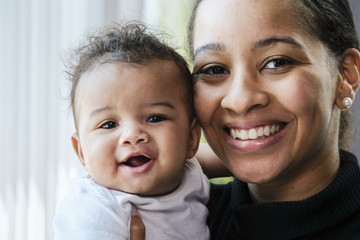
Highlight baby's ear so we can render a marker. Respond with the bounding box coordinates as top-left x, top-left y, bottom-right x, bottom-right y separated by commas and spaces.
71, 133, 86, 167
187, 119, 201, 159
335, 48, 360, 110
